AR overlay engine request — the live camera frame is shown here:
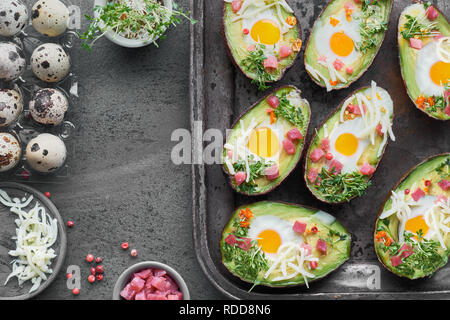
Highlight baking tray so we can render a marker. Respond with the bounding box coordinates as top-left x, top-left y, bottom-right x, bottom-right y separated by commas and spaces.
190, 0, 450, 299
